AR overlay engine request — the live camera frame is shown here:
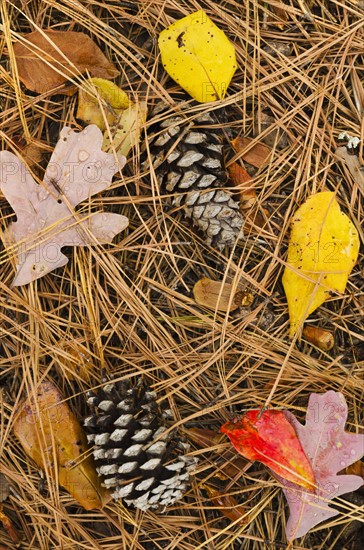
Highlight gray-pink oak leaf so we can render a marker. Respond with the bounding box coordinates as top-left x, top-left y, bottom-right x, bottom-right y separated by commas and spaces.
274, 391, 364, 540
0, 125, 128, 286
